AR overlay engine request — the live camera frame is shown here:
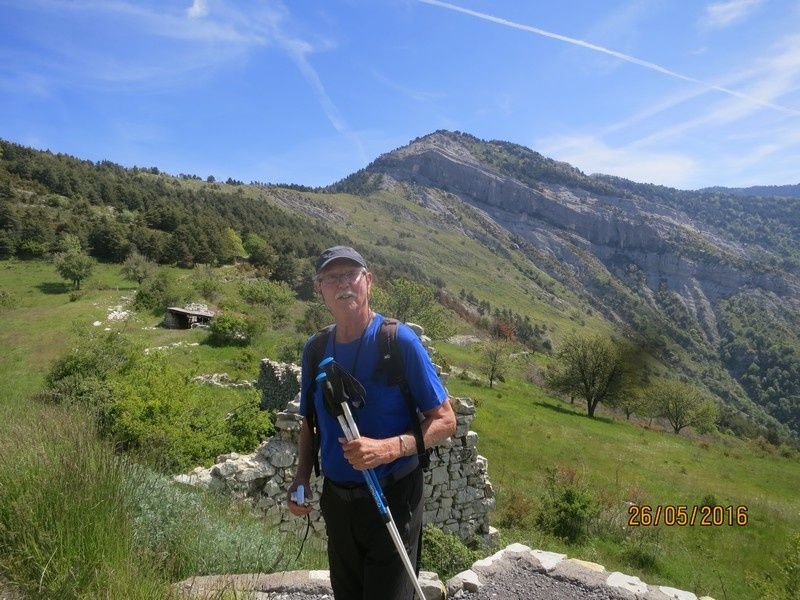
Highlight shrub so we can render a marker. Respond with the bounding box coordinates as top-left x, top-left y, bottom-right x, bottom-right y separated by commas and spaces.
371, 278, 454, 339
420, 525, 481, 581
68, 290, 83, 302
133, 270, 187, 312
223, 393, 275, 453
102, 354, 233, 472
535, 466, 599, 543
193, 273, 222, 302
239, 279, 295, 323
296, 302, 330, 335
44, 331, 137, 396
208, 313, 257, 346
228, 348, 257, 379
41, 332, 271, 472
277, 337, 305, 364
493, 486, 537, 530
37, 374, 113, 414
